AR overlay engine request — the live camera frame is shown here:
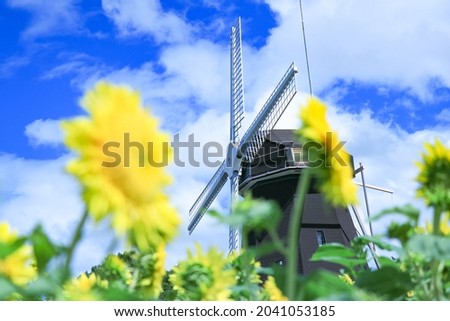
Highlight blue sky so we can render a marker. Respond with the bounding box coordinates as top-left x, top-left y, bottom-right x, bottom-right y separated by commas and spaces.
1, 0, 450, 273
